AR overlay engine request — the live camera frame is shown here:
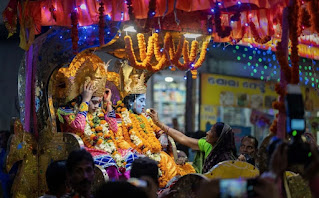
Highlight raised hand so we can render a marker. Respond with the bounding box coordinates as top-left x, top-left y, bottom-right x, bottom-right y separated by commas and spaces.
148, 108, 160, 125
103, 88, 112, 103
82, 81, 97, 103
